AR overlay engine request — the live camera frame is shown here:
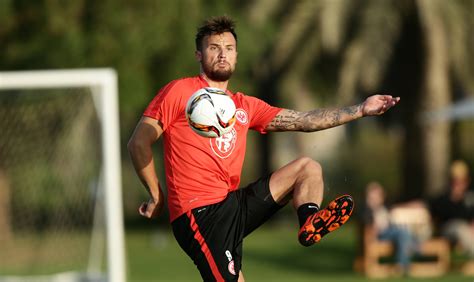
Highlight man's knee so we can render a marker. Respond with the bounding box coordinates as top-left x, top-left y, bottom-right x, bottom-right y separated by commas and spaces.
295, 157, 323, 179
